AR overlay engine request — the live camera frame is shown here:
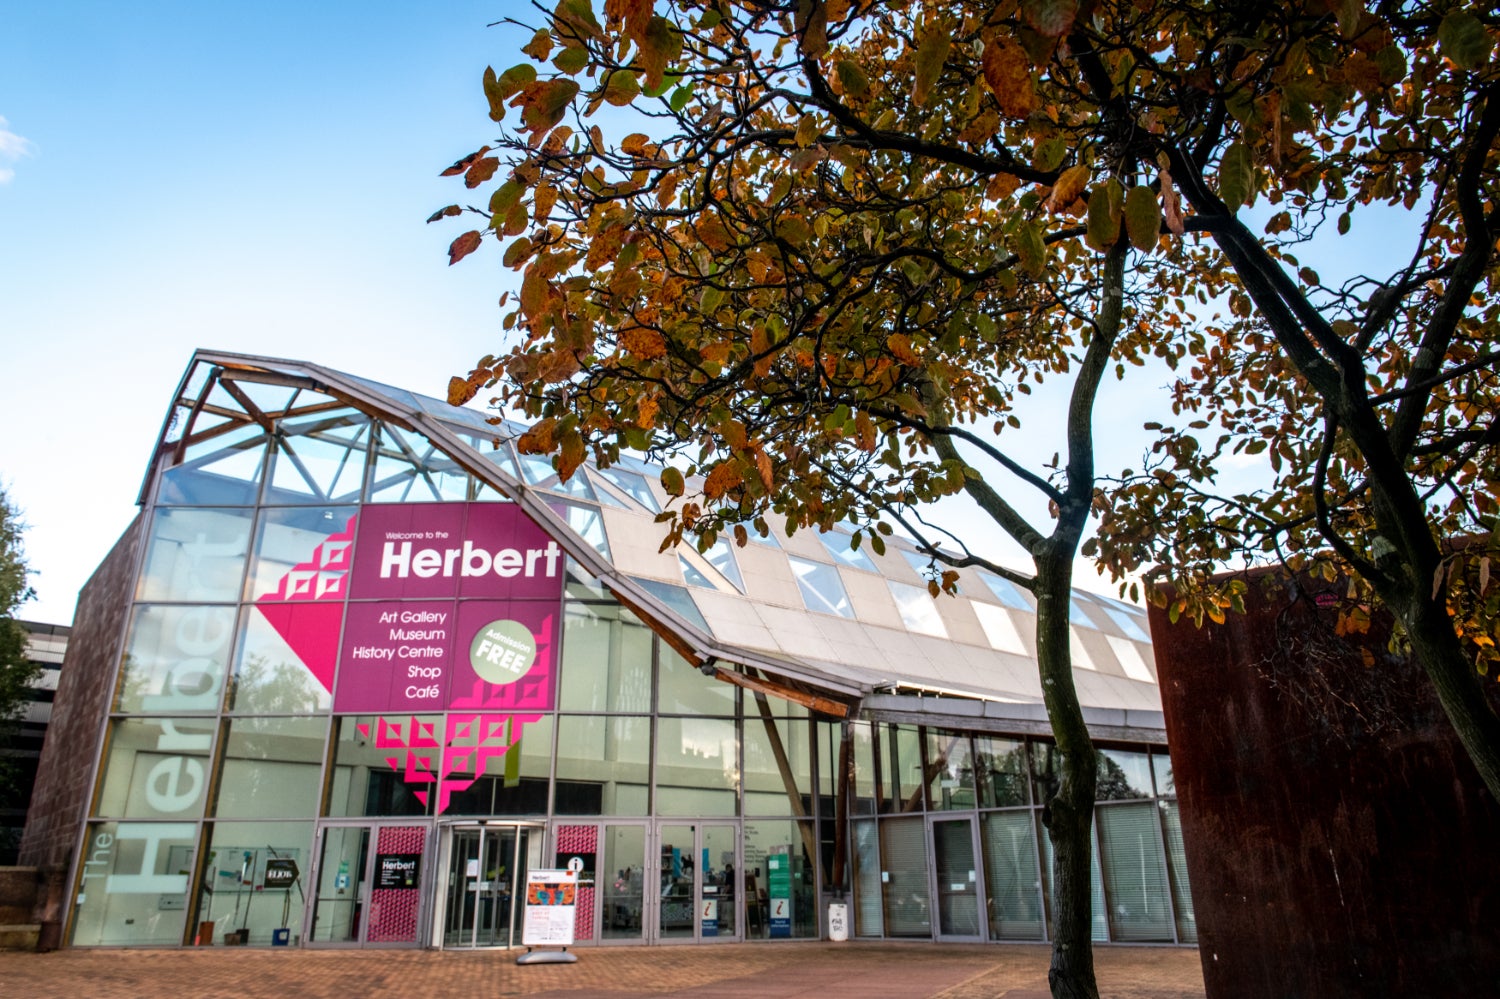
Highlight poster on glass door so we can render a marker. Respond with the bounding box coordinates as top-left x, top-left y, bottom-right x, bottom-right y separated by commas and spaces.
521, 869, 579, 946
